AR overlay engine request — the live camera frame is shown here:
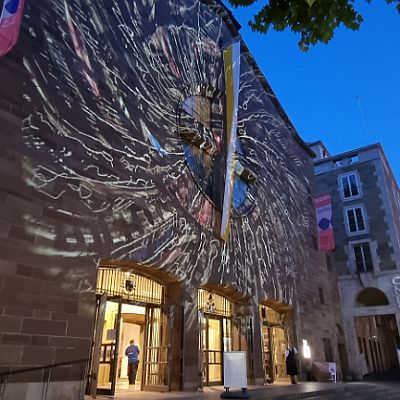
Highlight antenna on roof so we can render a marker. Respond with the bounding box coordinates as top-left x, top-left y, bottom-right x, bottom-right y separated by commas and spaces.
355, 96, 369, 145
